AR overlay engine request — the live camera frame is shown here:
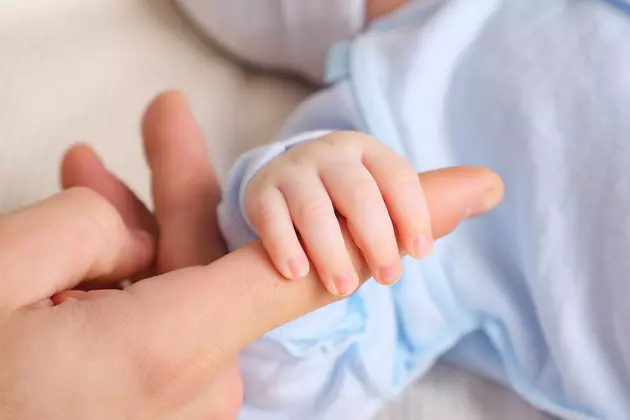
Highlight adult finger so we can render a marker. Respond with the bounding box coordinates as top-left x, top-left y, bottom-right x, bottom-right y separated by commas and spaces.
142, 91, 226, 272
0, 188, 154, 313
142, 91, 241, 418
60, 143, 159, 286
60, 144, 157, 237
124, 166, 504, 373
